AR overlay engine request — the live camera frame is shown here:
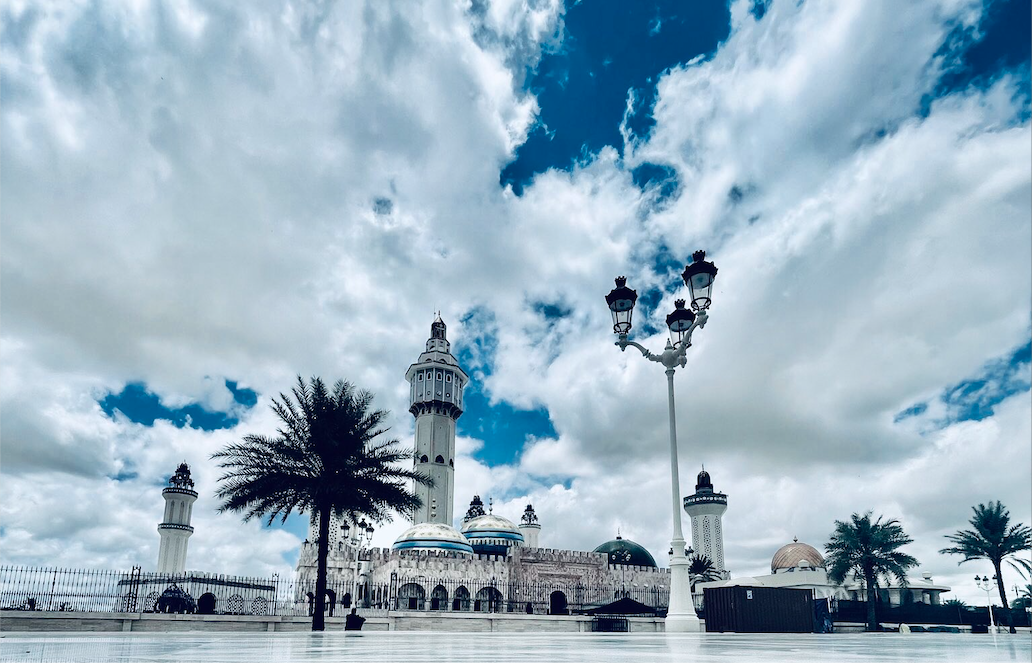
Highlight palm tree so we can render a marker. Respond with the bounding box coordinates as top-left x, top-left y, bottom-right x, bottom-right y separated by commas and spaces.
940, 501, 1032, 608
212, 376, 430, 631
688, 554, 722, 591
825, 512, 919, 631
